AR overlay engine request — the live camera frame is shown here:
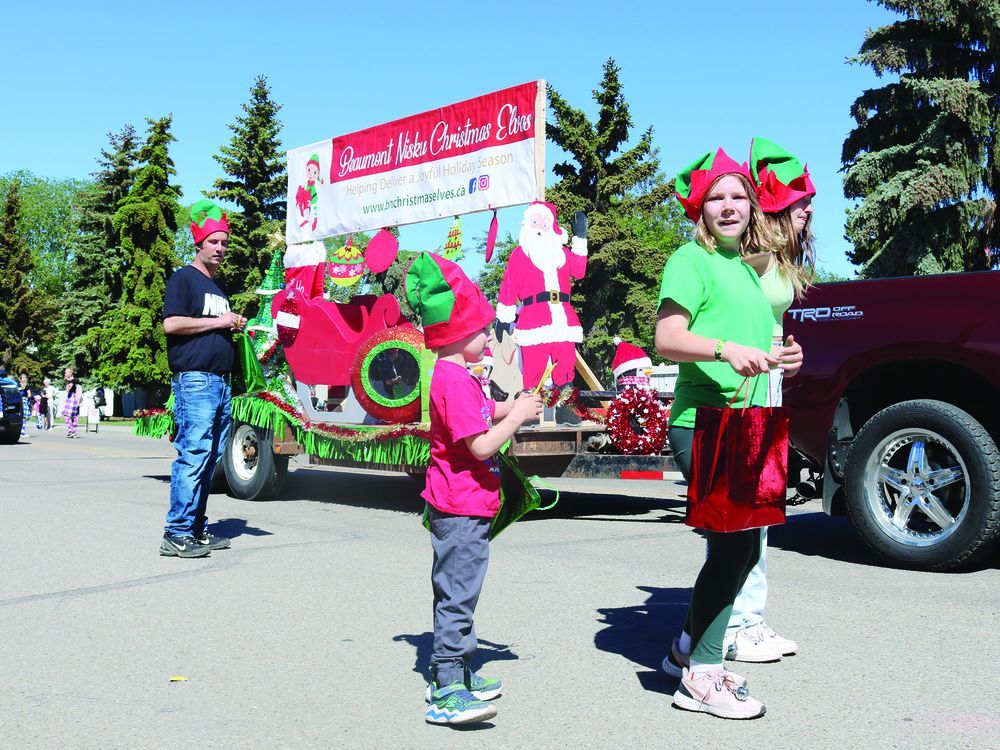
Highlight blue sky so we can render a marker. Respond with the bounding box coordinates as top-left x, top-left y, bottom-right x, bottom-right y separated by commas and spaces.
0, 0, 899, 279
